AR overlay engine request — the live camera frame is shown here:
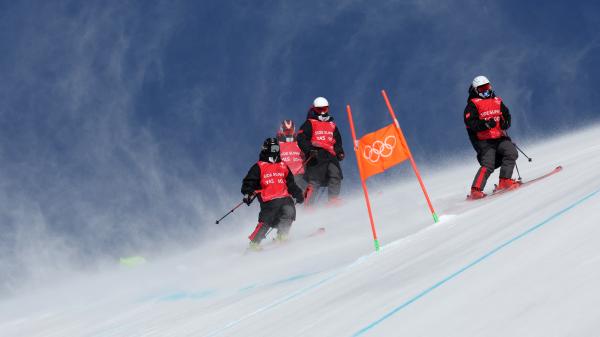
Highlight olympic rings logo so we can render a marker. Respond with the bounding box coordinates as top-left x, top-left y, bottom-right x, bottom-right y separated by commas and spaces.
363, 136, 396, 163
